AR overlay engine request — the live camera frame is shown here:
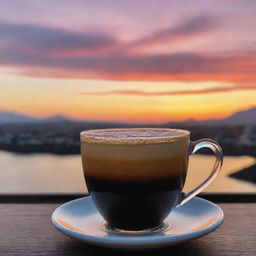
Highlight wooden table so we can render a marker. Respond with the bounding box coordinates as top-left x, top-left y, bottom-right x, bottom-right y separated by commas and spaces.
0, 197, 255, 256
